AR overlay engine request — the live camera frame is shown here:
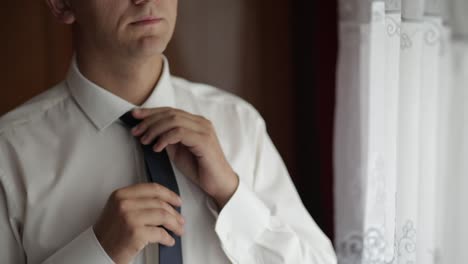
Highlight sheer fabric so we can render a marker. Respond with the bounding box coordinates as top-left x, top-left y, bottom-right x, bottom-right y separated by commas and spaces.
334, 0, 468, 263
